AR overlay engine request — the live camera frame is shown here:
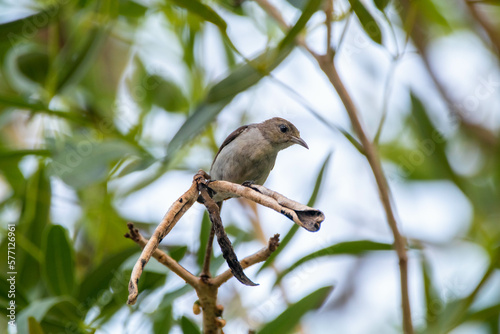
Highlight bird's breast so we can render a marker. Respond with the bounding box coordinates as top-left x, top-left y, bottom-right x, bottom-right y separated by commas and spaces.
210, 127, 278, 185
